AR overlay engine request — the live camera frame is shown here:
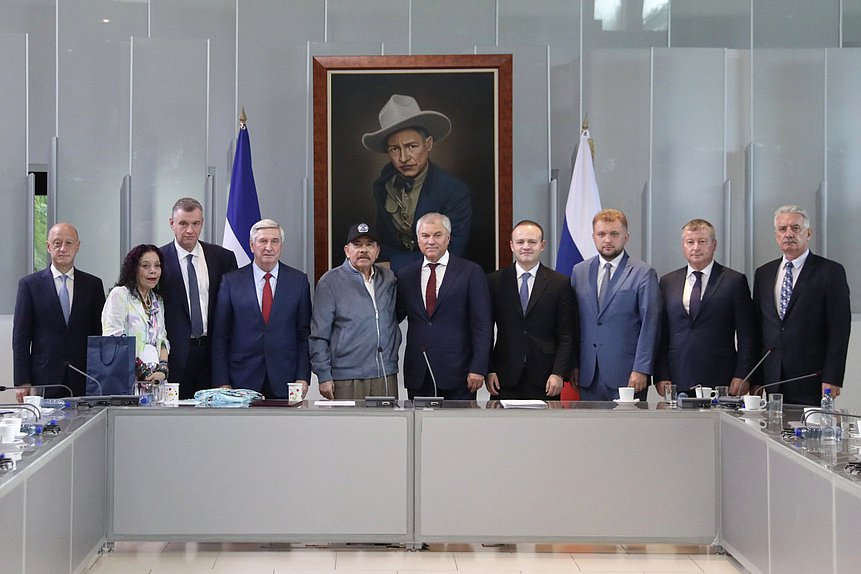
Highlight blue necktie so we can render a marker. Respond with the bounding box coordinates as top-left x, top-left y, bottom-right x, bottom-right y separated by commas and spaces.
689, 271, 703, 318
520, 272, 531, 313
598, 262, 612, 308
59, 274, 71, 324
779, 261, 793, 319
187, 254, 204, 337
